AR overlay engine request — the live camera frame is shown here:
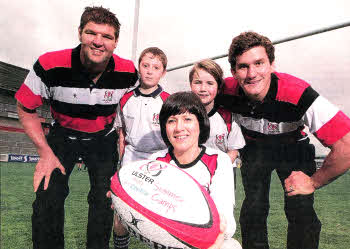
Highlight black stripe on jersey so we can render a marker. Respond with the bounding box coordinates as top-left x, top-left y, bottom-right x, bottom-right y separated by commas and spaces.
34, 62, 137, 89
102, 71, 139, 89
295, 86, 319, 118
223, 99, 301, 123
254, 101, 301, 122
51, 100, 117, 119
33, 60, 51, 87
218, 88, 318, 123
241, 126, 305, 141
33, 60, 84, 88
